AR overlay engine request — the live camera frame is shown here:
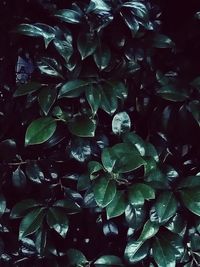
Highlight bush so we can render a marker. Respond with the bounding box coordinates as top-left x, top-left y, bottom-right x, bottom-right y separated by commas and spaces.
0, 0, 200, 266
